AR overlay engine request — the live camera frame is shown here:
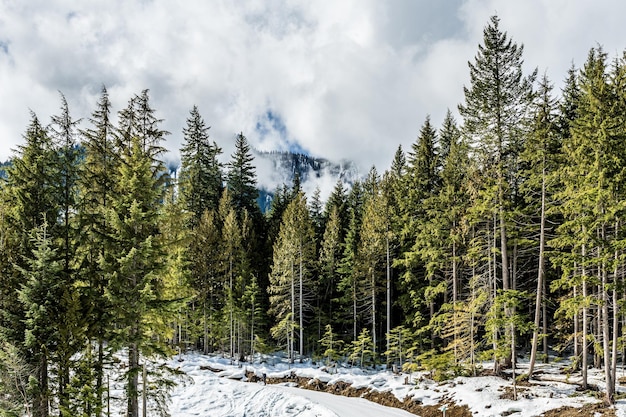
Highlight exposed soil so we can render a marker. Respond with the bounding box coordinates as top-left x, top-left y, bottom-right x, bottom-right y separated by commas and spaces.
542, 403, 615, 417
